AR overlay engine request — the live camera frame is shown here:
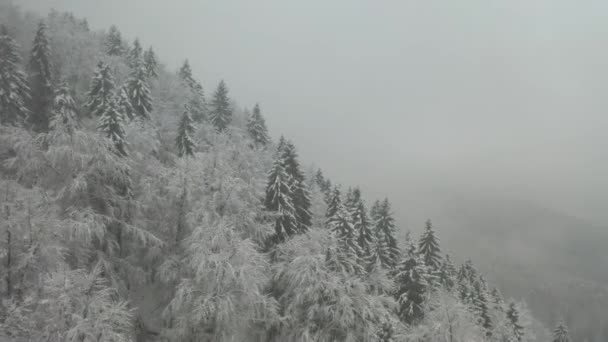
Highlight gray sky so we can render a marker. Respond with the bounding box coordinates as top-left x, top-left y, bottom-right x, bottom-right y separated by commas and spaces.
17, 0, 608, 227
